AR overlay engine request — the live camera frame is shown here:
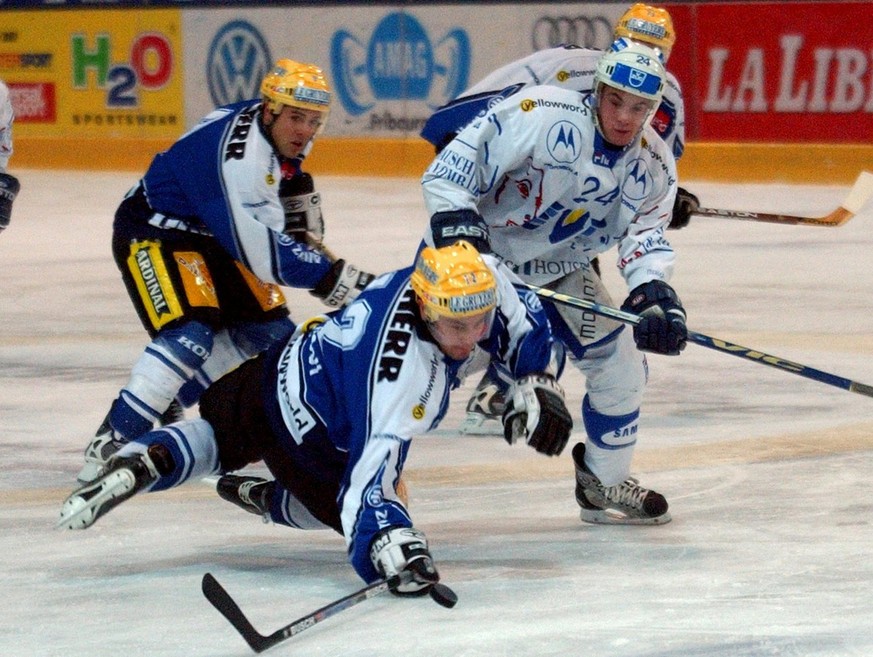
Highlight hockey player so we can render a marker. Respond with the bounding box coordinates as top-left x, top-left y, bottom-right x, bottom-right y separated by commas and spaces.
421, 42, 687, 524
0, 79, 20, 232
427, 5, 699, 437
75, 59, 374, 484
420, 3, 698, 232
58, 242, 572, 593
